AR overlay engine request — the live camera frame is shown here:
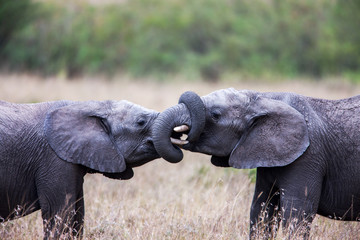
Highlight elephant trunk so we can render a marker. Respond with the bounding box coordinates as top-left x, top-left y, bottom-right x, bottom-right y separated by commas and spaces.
153, 103, 189, 163
178, 91, 206, 142
153, 91, 205, 163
